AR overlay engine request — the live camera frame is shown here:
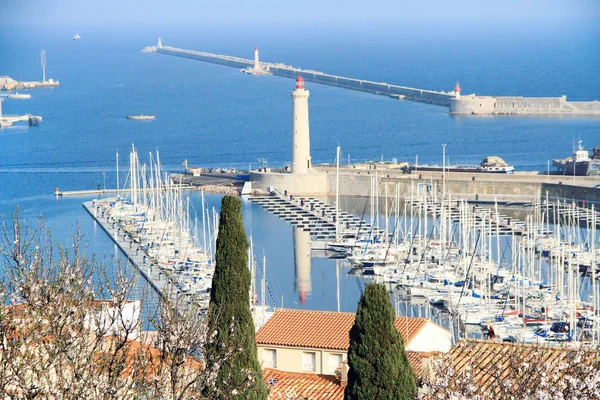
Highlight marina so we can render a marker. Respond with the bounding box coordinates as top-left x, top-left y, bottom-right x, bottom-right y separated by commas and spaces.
1, 13, 600, 388
83, 200, 170, 299
81, 146, 219, 313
